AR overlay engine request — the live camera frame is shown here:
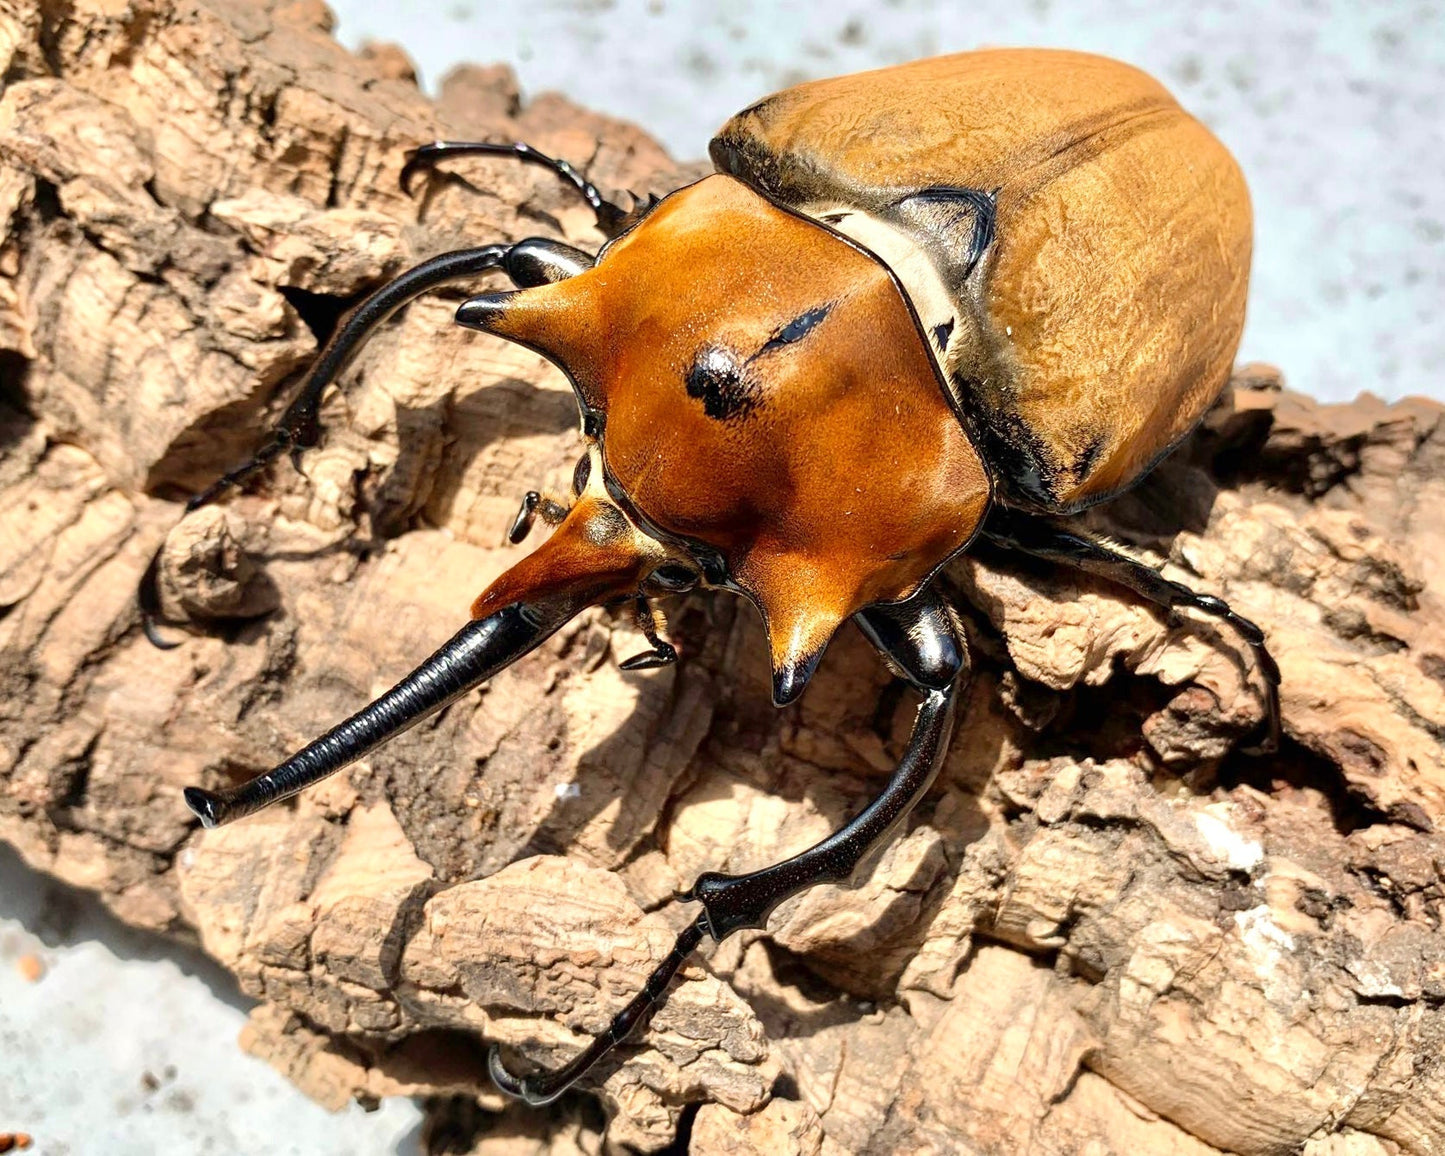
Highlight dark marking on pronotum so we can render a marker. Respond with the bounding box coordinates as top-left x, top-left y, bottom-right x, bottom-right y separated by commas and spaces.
756, 304, 832, 358
686, 346, 760, 421
932, 319, 955, 352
